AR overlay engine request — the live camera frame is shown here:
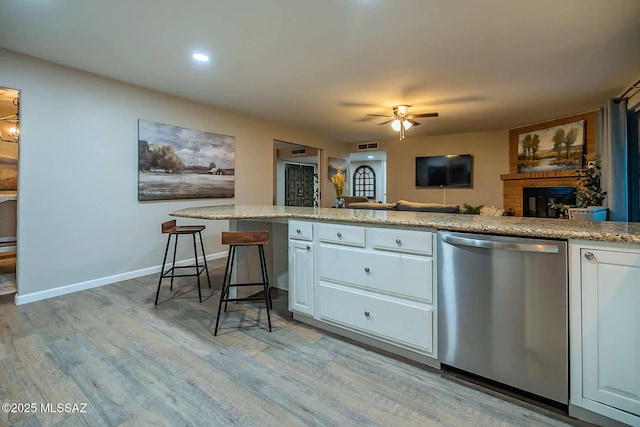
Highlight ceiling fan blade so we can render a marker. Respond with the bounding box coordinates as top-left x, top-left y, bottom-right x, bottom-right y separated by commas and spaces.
367, 114, 393, 118
407, 119, 421, 127
377, 120, 393, 125
411, 112, 439, 118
